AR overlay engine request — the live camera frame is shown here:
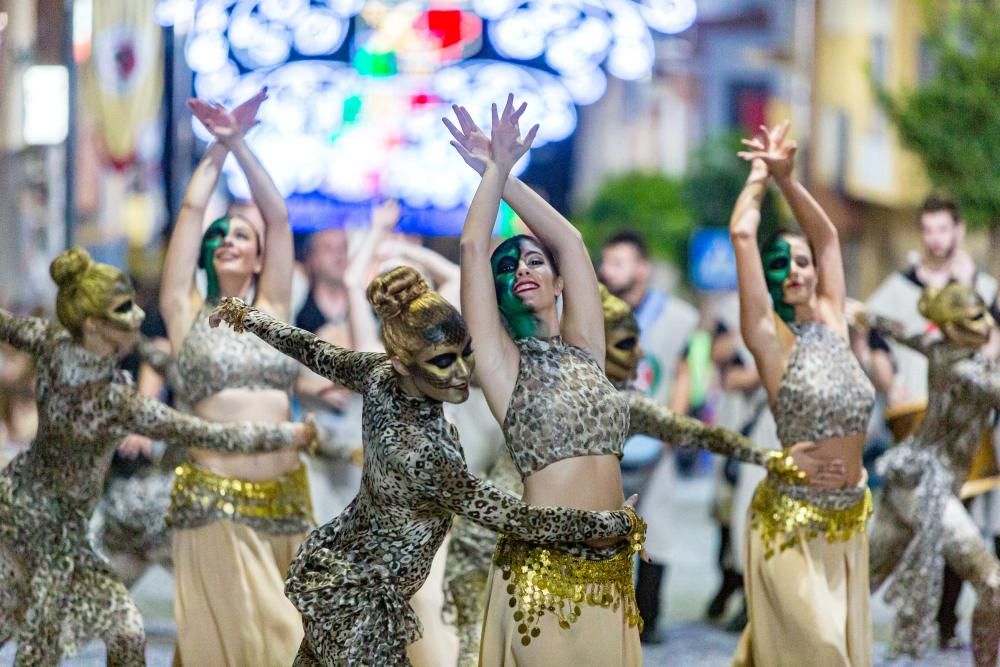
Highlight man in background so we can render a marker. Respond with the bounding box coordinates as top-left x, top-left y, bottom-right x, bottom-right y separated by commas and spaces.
600, 230, 698, 643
